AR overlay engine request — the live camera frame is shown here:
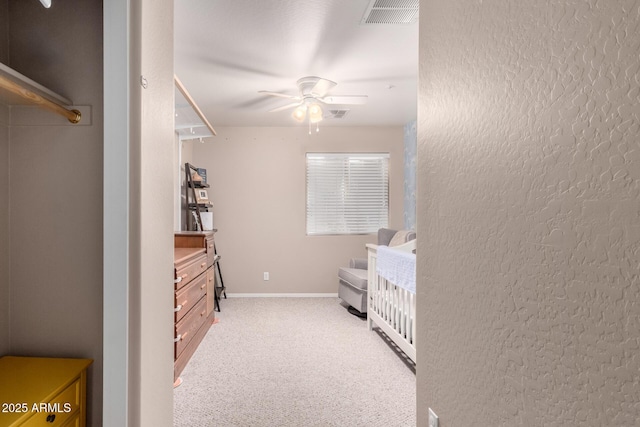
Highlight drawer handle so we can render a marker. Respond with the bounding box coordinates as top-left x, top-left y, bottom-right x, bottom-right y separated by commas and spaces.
209, 243, 213, 248
174, 334, 182, 343
46, 414, 56, 423
200, 283, 206, 290
180, 274, 188, 281
200, 262, 206, 269
174, 304, 183, 313
201, 310, 206, 316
